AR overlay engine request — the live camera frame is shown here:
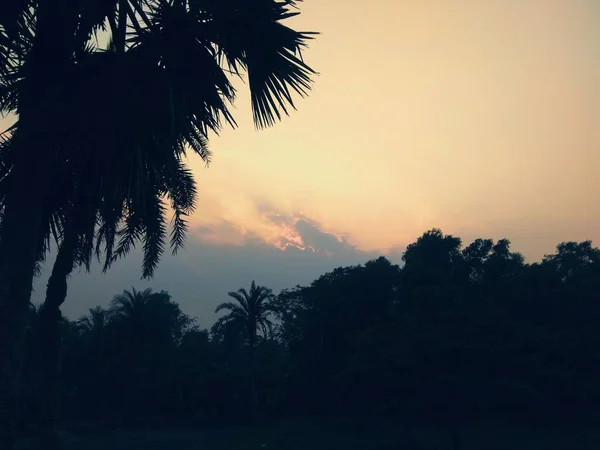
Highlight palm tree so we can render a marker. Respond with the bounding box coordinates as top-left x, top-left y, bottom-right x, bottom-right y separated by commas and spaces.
215, 281, 275, 414
0, 1, 317, 444
110, 288, 155, 327
78, 307, 110, 336
109, 287, 162, 350
109, 287, 186, 348
109, 287, 158, 407
0, 130, 198, 447
215, 281, 276, 361
109, 288, 189, 418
